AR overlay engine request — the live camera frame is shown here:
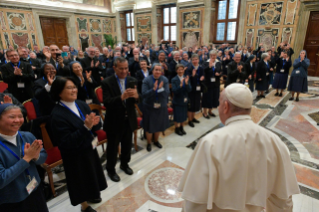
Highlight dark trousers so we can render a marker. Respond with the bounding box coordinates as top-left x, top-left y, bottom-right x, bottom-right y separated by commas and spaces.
106, 118, 132, 174
248, 79, 255, 92
0, 185, 49, 212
